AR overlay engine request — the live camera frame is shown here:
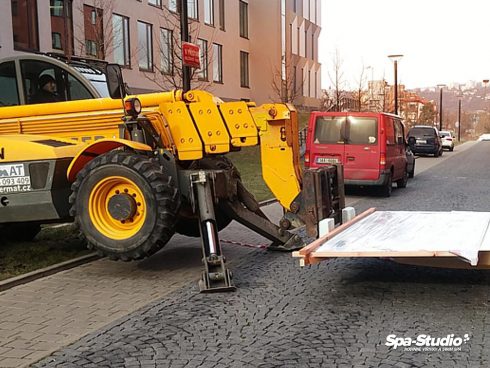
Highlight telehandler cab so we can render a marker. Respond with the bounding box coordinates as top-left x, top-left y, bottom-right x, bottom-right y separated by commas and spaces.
0, 54, 345, 291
